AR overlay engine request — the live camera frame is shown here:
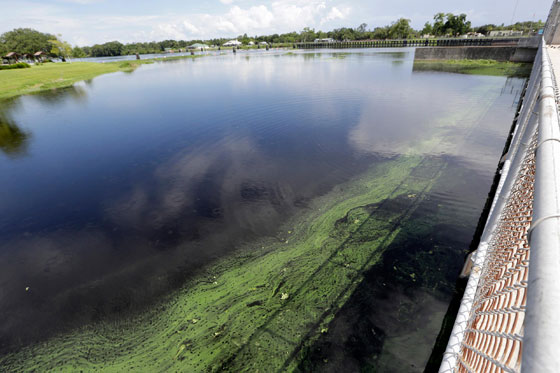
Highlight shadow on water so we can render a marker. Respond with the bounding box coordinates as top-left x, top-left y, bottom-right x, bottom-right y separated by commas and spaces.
0, 107, 31, 158
0, 85, 89, 158
29, 85, 89, 105
294, 157, 488, 373
422, 77, 529, 372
